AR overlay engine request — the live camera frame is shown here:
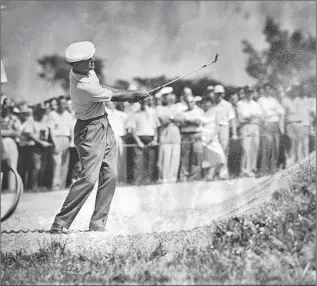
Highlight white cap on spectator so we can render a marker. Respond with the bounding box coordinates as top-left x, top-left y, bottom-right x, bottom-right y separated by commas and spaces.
13, 107, 21, 114
155, 92, 162, 99
66, 41, 96, 63
160, 86, 173, 95
183, 87, 192, 95
194, 96, 202, 102
20, 105, 33, 114
214, 85, 225, 94
207, 85, 214, 91
128, 83, 138, 91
